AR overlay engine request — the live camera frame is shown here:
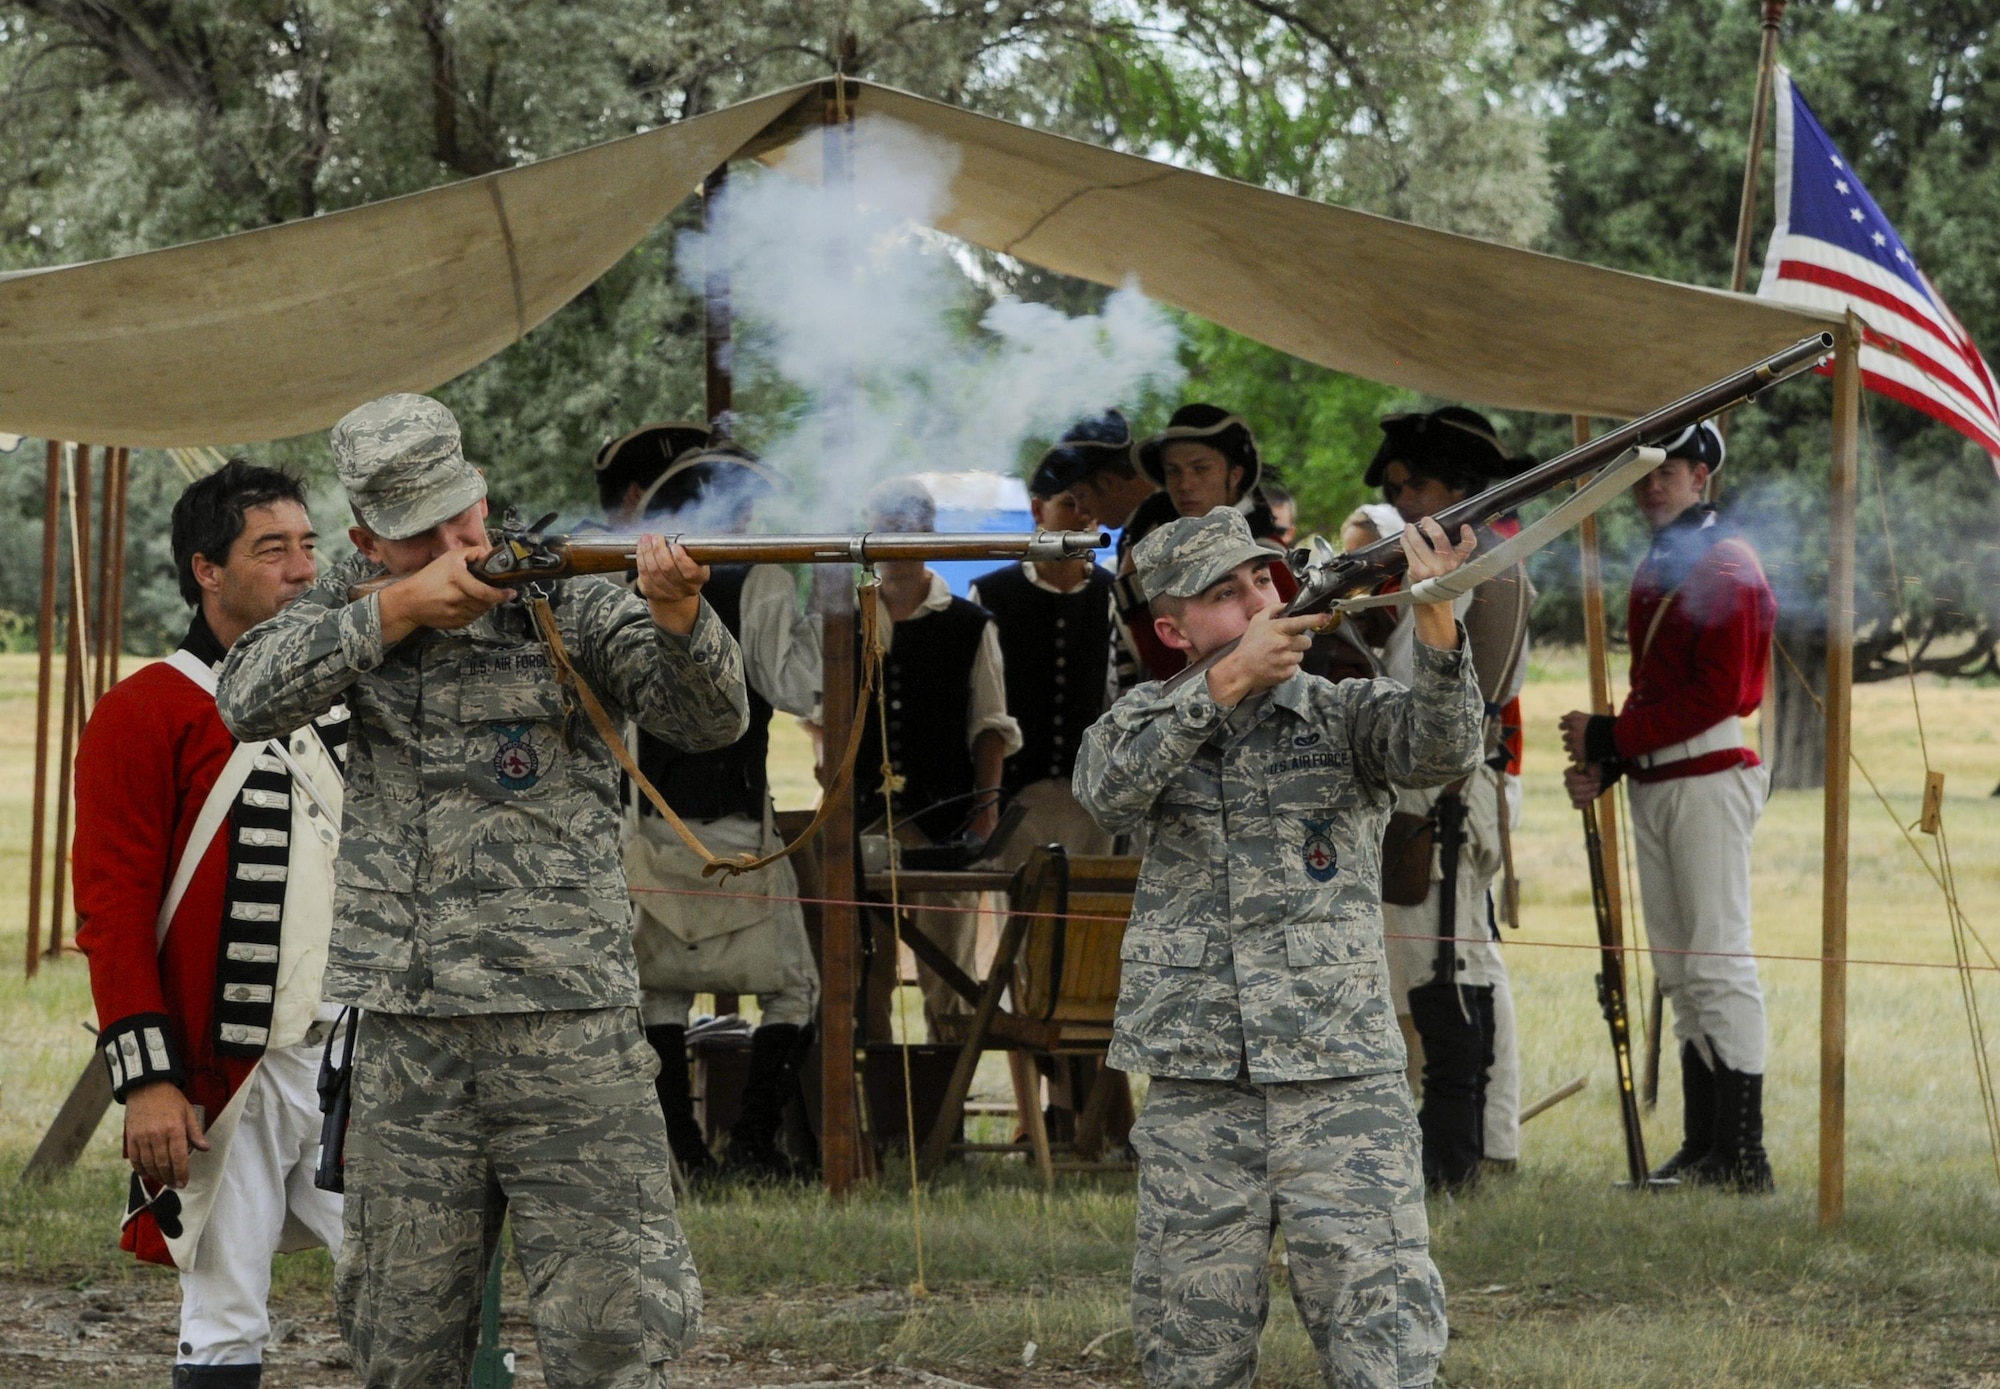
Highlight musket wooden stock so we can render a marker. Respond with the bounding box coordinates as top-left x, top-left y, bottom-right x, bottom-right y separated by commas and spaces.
1585, 801, 1652, 1188
1160, 333, 1835, 694
346, 529, 1108, 600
